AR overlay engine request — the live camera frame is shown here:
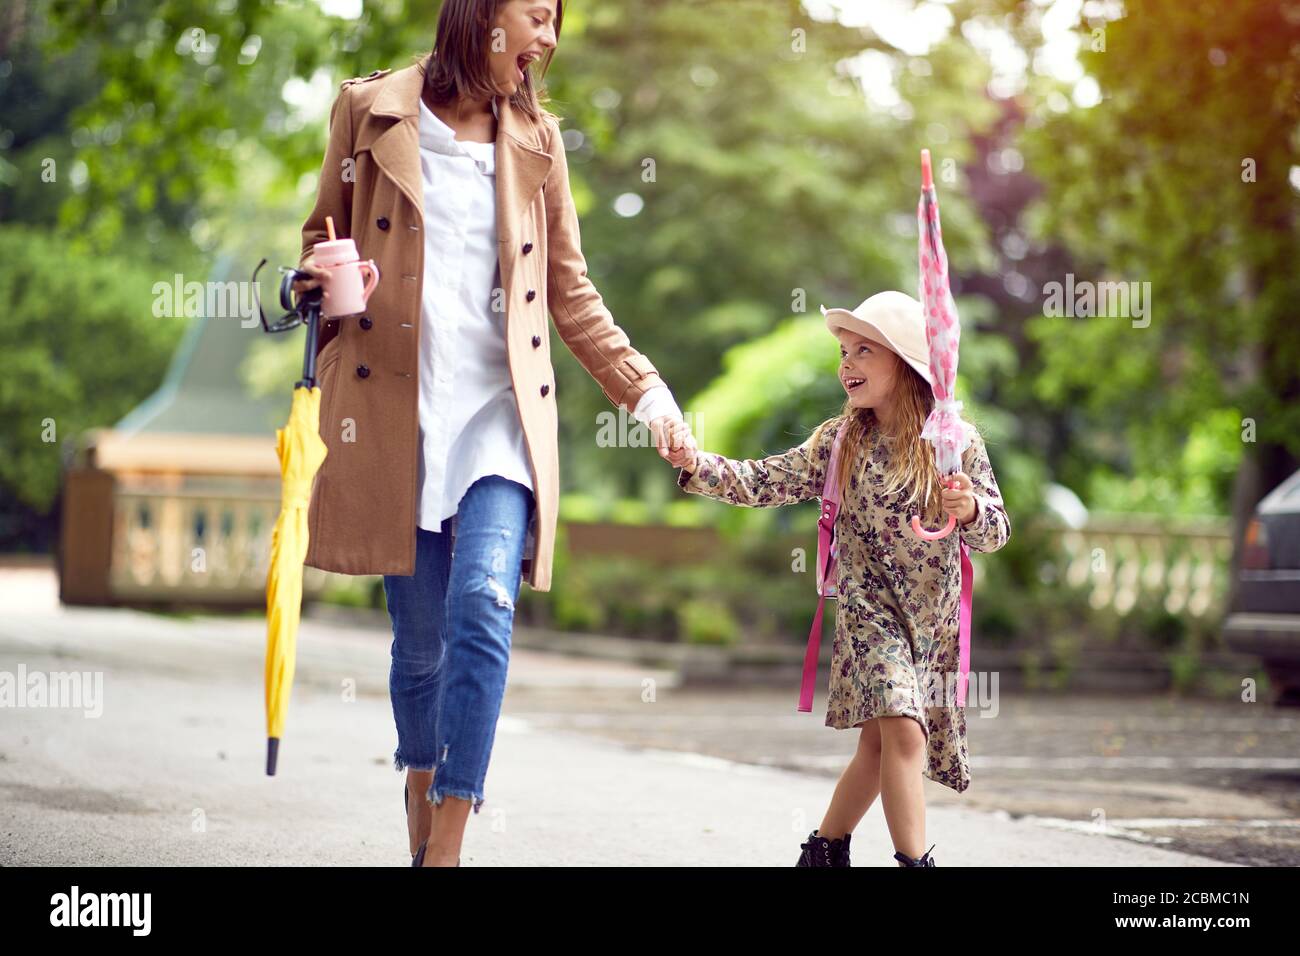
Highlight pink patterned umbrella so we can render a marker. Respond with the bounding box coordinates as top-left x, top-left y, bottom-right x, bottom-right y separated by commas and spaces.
912, 148, 975, 707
